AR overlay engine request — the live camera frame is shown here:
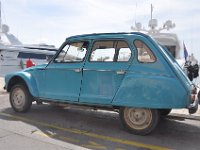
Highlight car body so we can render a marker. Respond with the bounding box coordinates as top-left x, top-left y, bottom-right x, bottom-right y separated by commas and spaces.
4, 32, 199, 135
